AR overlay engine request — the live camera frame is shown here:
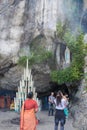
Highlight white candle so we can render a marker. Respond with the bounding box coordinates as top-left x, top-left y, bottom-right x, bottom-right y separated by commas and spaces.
35, 93, 37, 97
25, 93, 27, 99
18, 87, 20, 92
19, 91, 21, 99
28, 72, 30, 81
22, 80, 24, 87
20, 81, 22, 90
19, 99, 21, 111
16, 92, 18, 98
33, 87, 36, 93
24, 68, 26, 80
26, 59, 29, 77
